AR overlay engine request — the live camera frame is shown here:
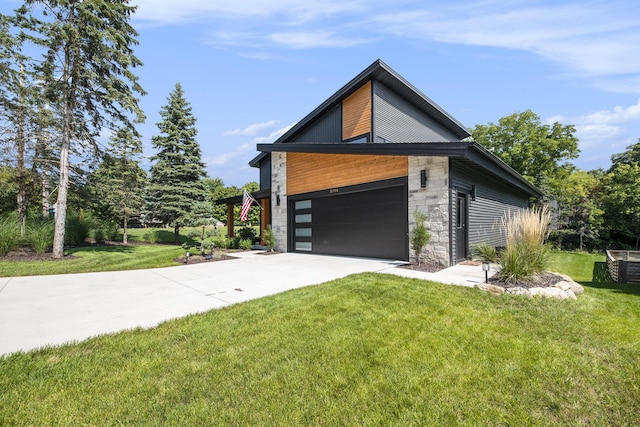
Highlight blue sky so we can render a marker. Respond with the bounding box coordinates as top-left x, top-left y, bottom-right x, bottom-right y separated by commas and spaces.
4, 0, 640, 187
